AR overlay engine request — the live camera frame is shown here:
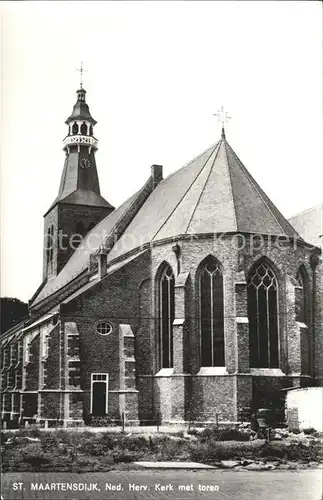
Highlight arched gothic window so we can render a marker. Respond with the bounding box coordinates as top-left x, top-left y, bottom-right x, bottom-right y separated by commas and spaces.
295, 267, 308, 324
199, 257, 224, 367
72, 122, 78, 135
247, 261, 279, 368
80, 122, 87, 135
89, 124, 93, 136
159, 265, 175, 368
